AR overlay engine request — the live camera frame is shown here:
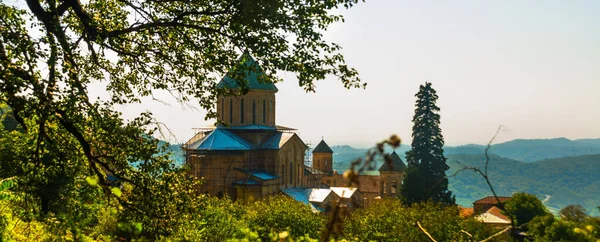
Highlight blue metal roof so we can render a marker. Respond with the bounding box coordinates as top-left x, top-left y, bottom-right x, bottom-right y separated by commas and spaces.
233, 180, 260, 185
219, 124, 277, 130
235, 168, 279, 180
280, 188, 324, 213
192, 128, 253, 151
217, 52, 278, 92
261, 132, 296, 149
